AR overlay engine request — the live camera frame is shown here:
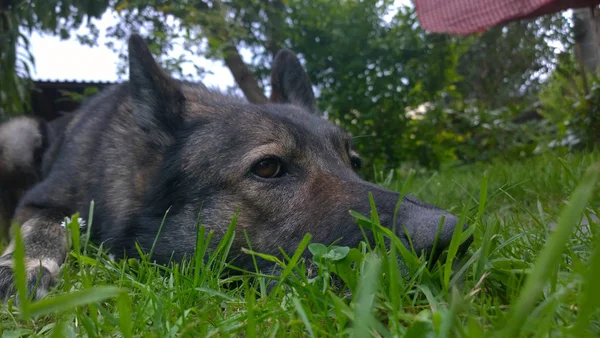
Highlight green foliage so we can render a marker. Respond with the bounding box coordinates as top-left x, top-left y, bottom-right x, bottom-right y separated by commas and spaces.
0, 0, 110, 120
1, 151, 599, 336
58, 86, 100, 104
284, 3, 573, 172
456, 15, 573, 108
580, 80, 600, 148
539, 52, 586, 124
103, 0, 288, 82
499, 163, 599, 337
3, 1, 579, 170
286, 3, 465, 172
405, 100, 552, 169
537, 51, 600, 152
43, 1, 572, 172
